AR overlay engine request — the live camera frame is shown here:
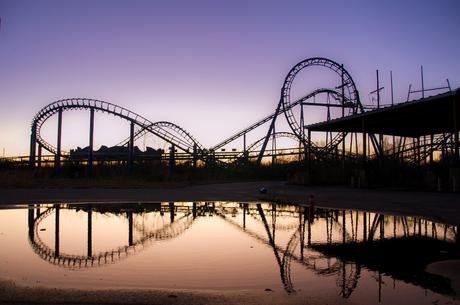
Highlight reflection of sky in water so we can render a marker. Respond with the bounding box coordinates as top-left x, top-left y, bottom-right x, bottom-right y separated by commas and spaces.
0, 202, 458, 305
